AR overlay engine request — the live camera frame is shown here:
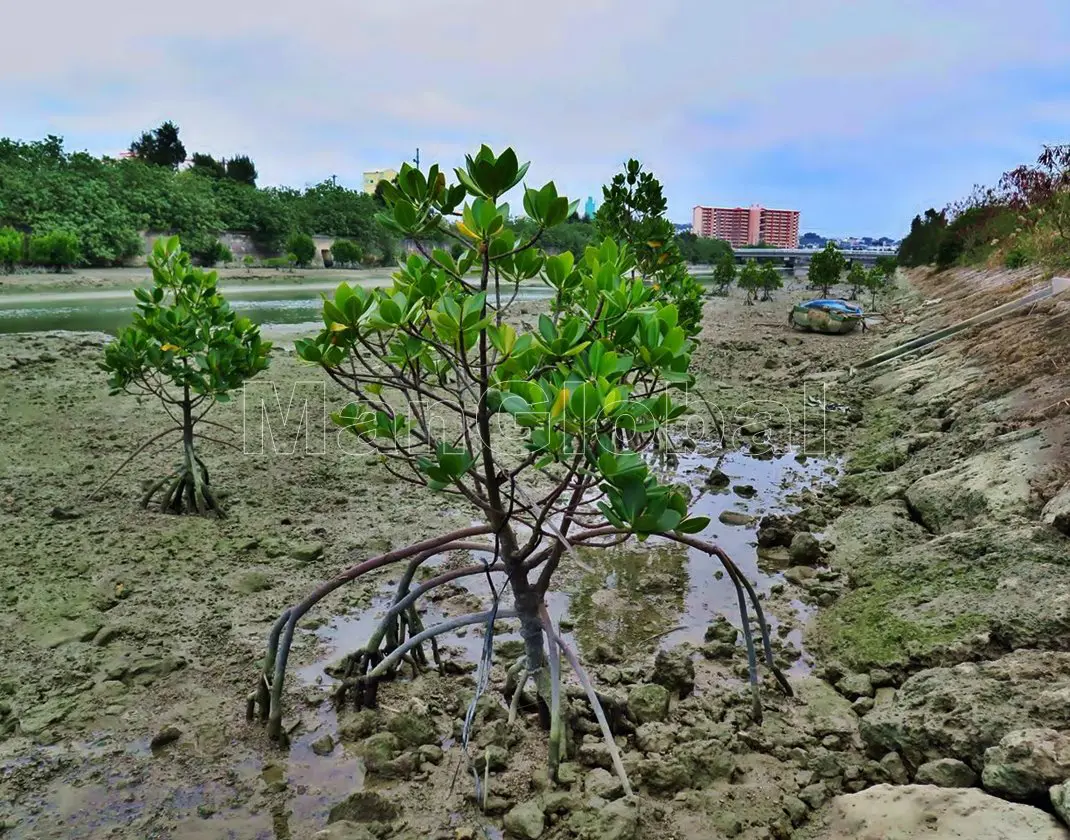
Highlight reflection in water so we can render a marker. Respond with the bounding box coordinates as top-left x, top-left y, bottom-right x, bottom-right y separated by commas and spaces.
565, 544, 688, 654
